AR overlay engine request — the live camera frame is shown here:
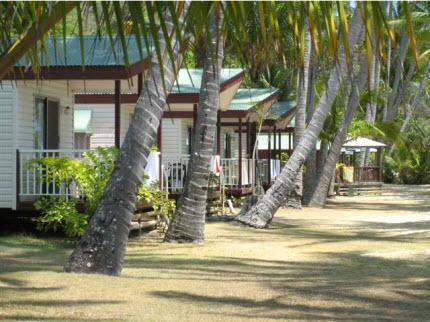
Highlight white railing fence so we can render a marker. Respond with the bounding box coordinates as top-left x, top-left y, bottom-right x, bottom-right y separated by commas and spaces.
163, 155, 190, 193
19, 149, 88, 198
18, 149, 282, 199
